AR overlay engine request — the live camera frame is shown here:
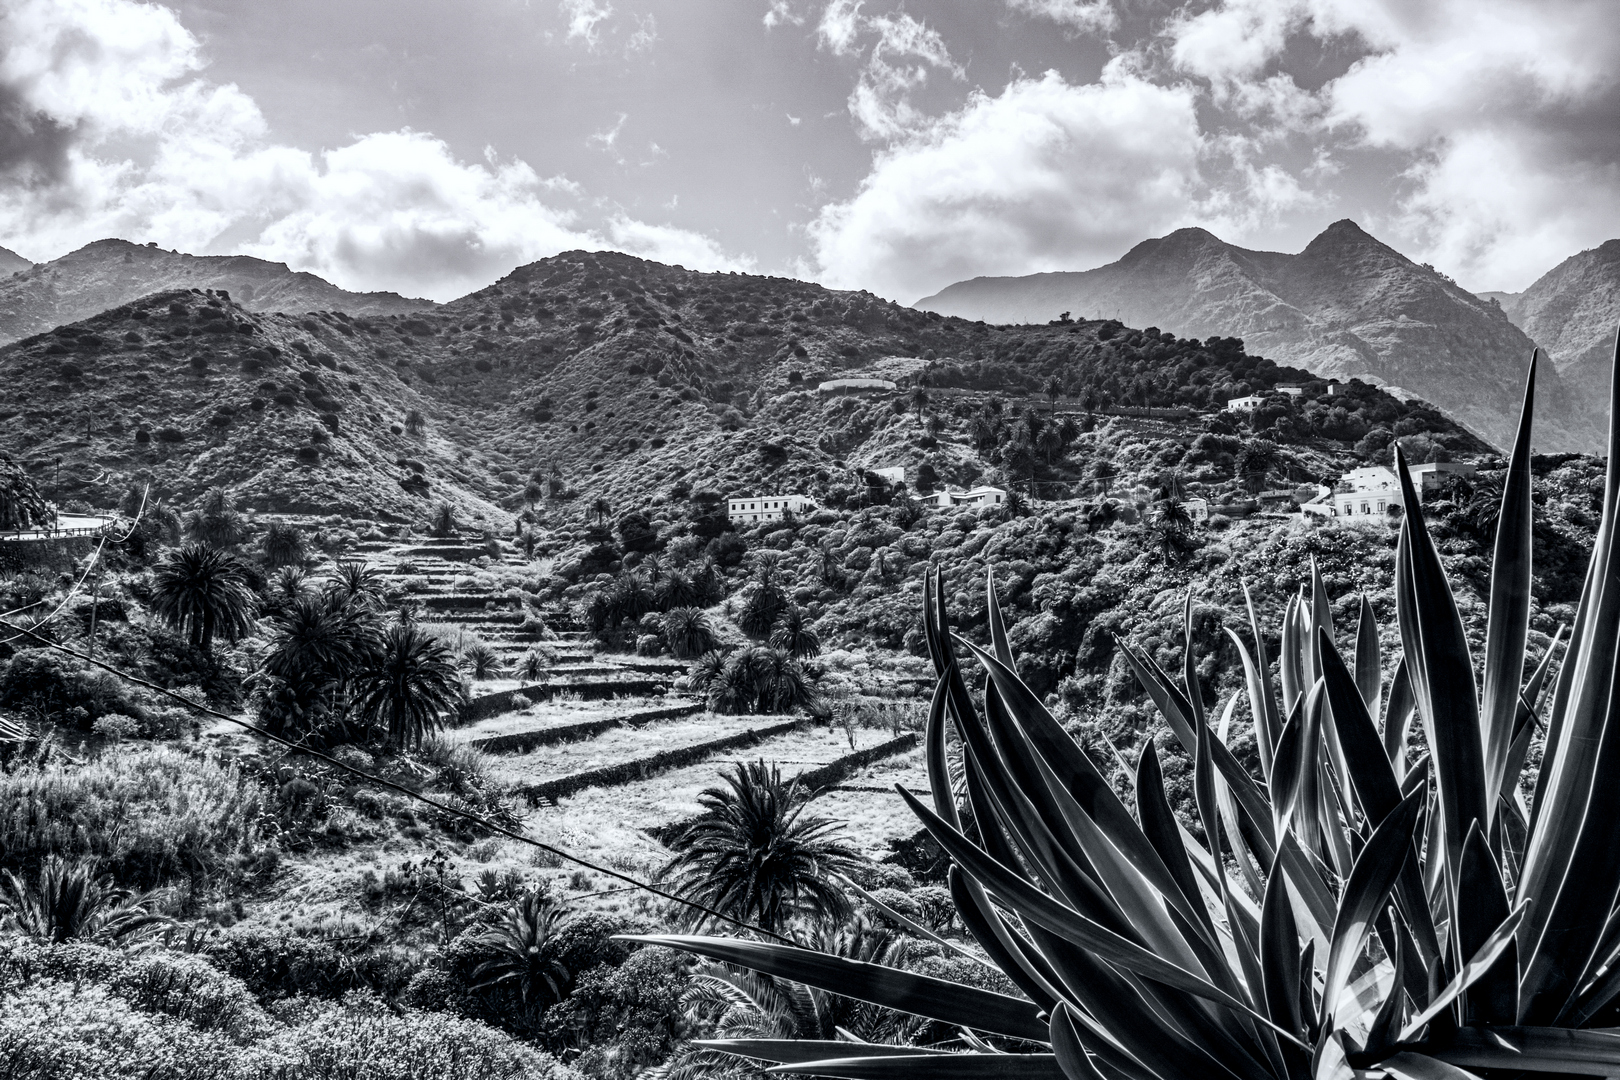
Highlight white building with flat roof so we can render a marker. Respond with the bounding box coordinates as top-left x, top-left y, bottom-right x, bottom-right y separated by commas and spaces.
1226, 395, 1265, 413
728, 494, 817, 524
817, 378, 896, 395
1315, 460, 1477, 520
932, 485, 1008, 509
